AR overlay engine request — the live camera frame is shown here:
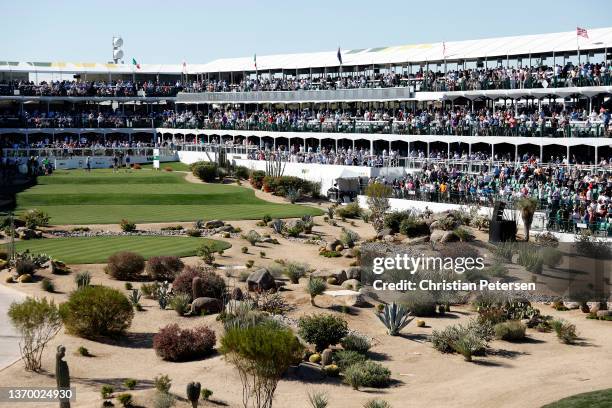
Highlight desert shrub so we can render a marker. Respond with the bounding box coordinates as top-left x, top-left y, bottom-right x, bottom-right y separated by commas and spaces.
153, 324, 216, 361
8, 297, 62, 371
201, 388, 213, 401
399, 218, 429, 237
471, 214, 490, 231
153, 392, 175, 408
343, 361, 391, 389
266, 262, 286, 278
269, 176, 314, 197
192, 162, 218, 182
340, 228, 360, 248
334, 349, 367, 371
105, 251, 145, 281
141, 281, 160, 299
101, 385, 114, 399
220, 321, 303, 408
123, 378, 137, 390
197, 244, 215, 265
534, 231, 559, 247
154, 374, 172, 394
117, 393, 132, 407
306, 278, 327, 306
492, 242, 515, 262
383, 210, 413, 234
437, 242, 480, 263
298, 314, 348, 351
477, 307, 507, 325
284, 261, 308, 283
172, 265, 226, 301
453, 227, 475, 242
232, 165, 250, 180
185, 228, 201, 237
74, 271, 91, 289
169, 294, 190, 316
78, 346, 90, 356
541, 246, 562, 268
307, 390, 329, 408
160, 225, 183, 231
119, 219, 136, 232
340, 333, 371, 354
16, 259, 37, 276
431, 319, 492, 357
550, 319, 578, 344
486, 262, 509, 278
451, 331, 486, 361
250, 290, 292, 315
146, 256, 184, 281
335, 202, 362, 219
400, 291, 437, 317
319, 250, 341, 258
244, 230, 261, 246
363, 399, 392, 408
249, 170, 266, 189
516, 245, 544, 274
21, 209, 50, 229
41, 278, 54, 292
494, 320, 526, 341
60, 285, 134, 338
